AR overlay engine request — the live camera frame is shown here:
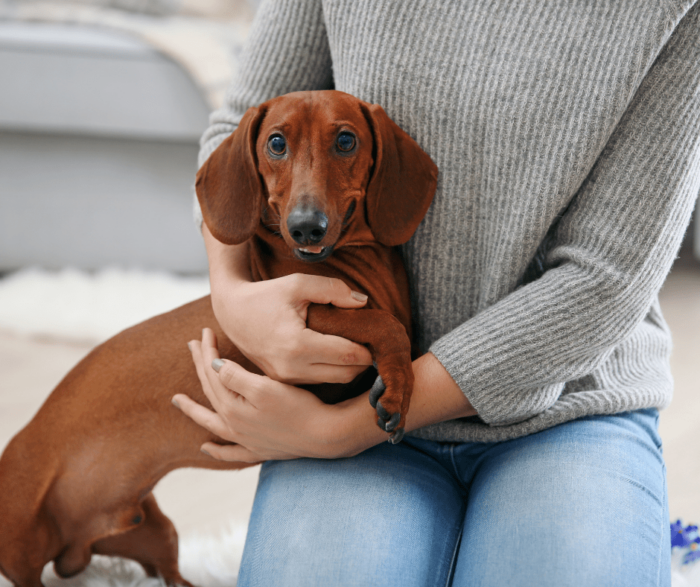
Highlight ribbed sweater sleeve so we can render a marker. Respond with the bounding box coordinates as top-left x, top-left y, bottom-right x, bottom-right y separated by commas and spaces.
429, 6, 700, 426
194, 0, 332, 225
